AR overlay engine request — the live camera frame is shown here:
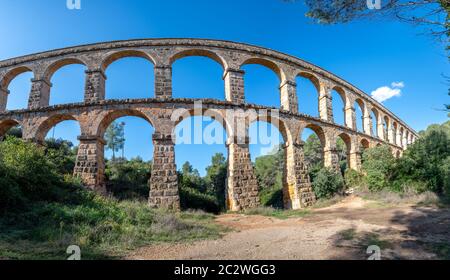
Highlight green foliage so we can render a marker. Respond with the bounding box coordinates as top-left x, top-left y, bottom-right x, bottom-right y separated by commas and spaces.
300, 0, 448, 41
44, 138, 77, 175
312, 168, 344, 199
344, 169, 366, 189
393, 122, 450, 194
5, 126, 22, 138
304, 134, 323, 167
255, 146, 284, 208
0, 138, 223, 259
362, 145, 396, 191
105, 157, 152, 201
178, 157, 227, 214
358, 121, 449, 199
204, 153, 228, 210
0, 137, 72, 210
105, 121, 125, 160
179, 186, 221, 214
